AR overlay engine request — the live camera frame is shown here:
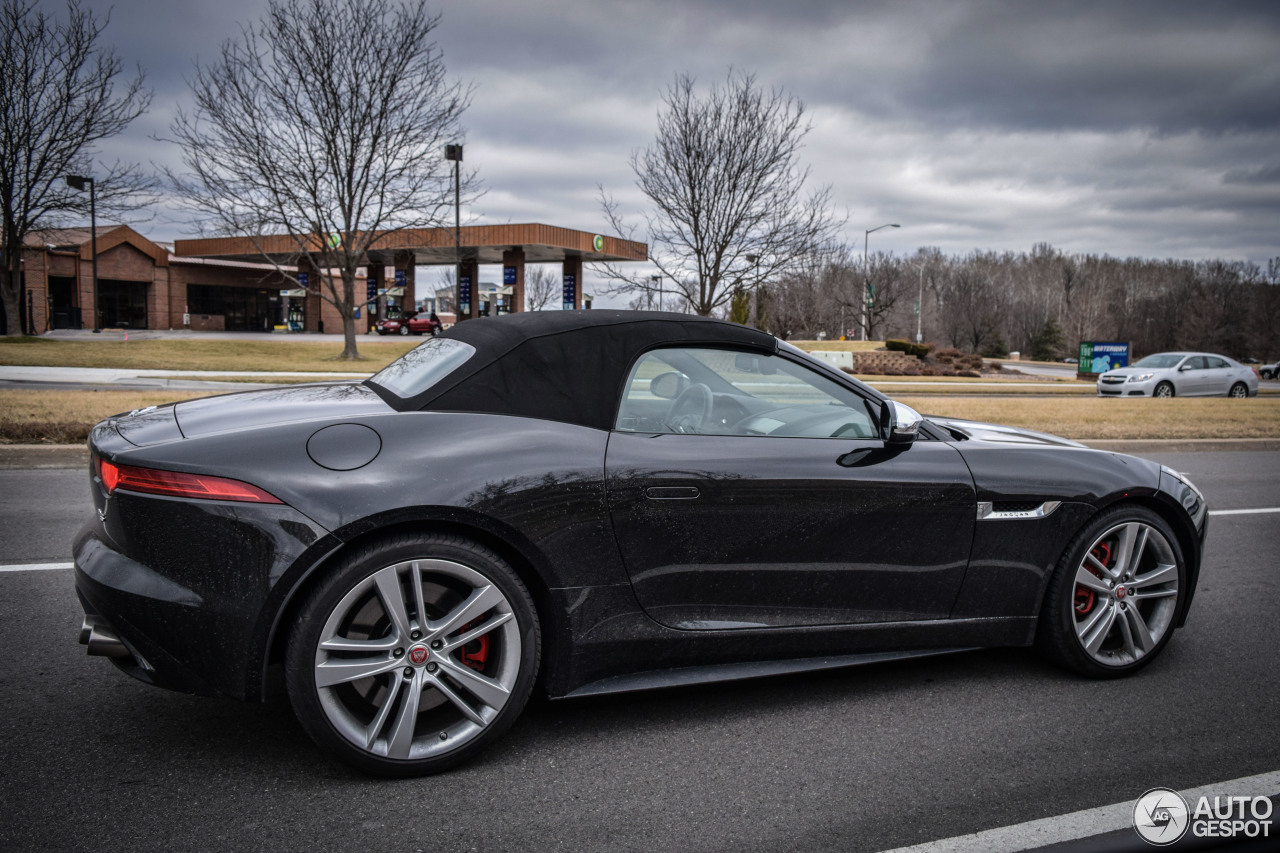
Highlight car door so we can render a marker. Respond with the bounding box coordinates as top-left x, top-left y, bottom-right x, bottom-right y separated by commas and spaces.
605, 346, 977, 630
1203, 356, 1233, 395
1177, 355, 1209, 395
